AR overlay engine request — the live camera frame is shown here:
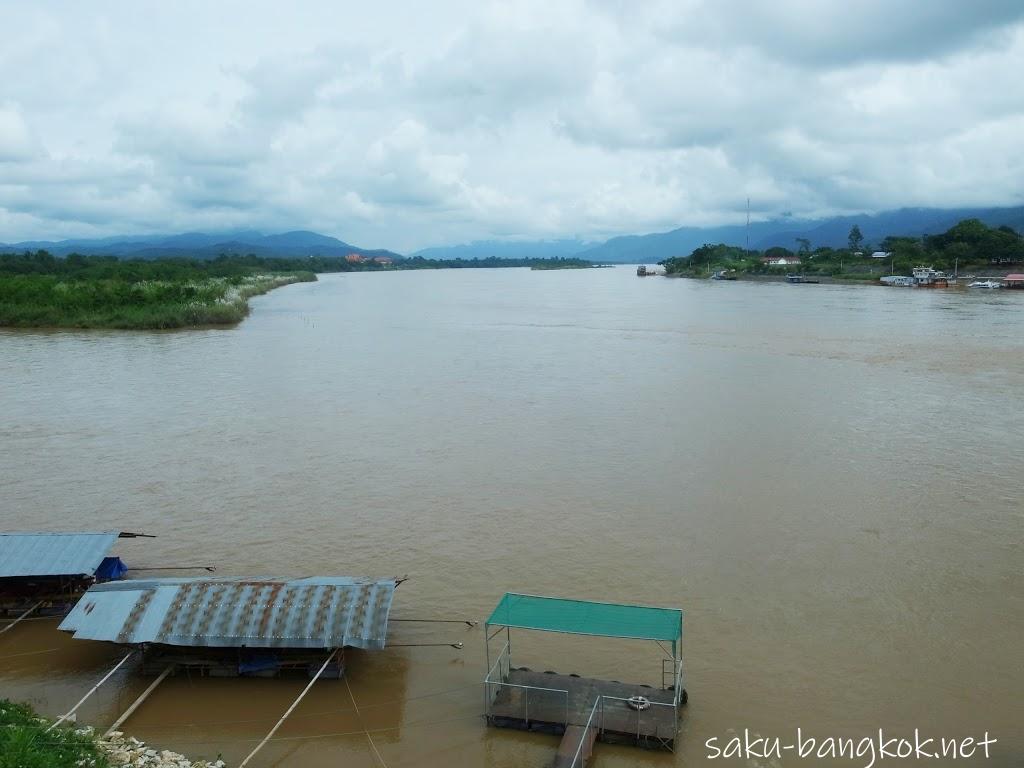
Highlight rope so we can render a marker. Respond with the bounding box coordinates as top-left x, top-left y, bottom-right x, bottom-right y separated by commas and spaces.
238, 650, 337, 768
0, 647, 61, 660
122, 683, 480, 730
22, 713, 485, 748
267, 712, 481, 743
345, 676, 390, 768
